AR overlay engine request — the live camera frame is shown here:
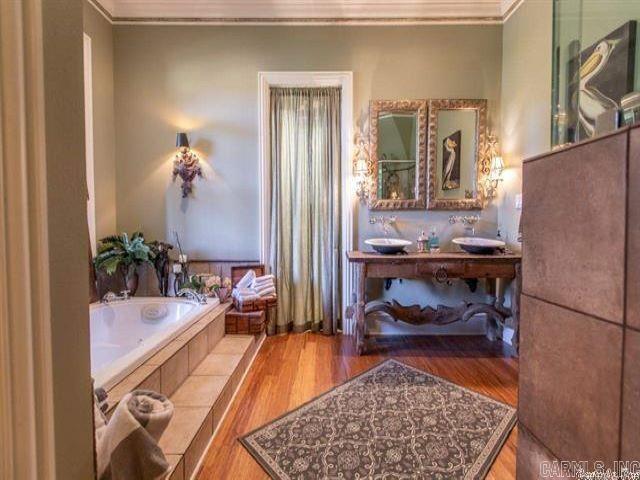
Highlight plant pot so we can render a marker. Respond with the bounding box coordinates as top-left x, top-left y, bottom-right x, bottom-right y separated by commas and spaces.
125, 267, 139, 296
216, 287, 231, 303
